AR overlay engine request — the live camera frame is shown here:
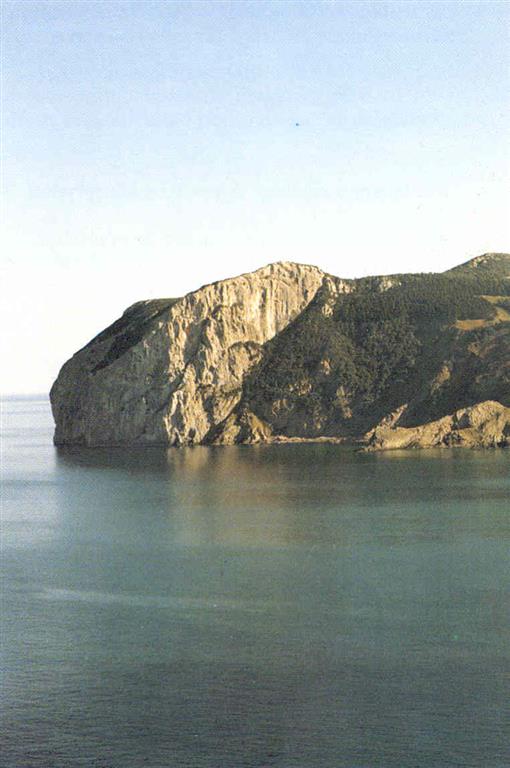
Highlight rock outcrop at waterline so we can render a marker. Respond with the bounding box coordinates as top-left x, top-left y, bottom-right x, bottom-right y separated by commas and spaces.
50, 253, 510, 449
365, 401, 510, 451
